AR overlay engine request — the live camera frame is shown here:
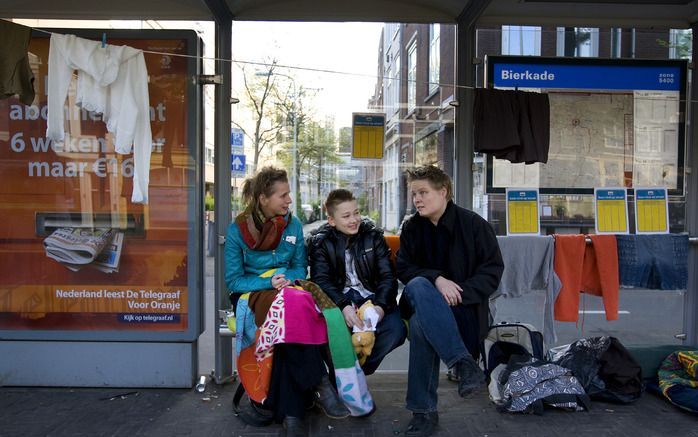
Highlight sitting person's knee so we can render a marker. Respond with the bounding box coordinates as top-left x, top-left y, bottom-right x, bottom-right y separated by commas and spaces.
404, 277, 439, 305
406, 277, 432, 289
